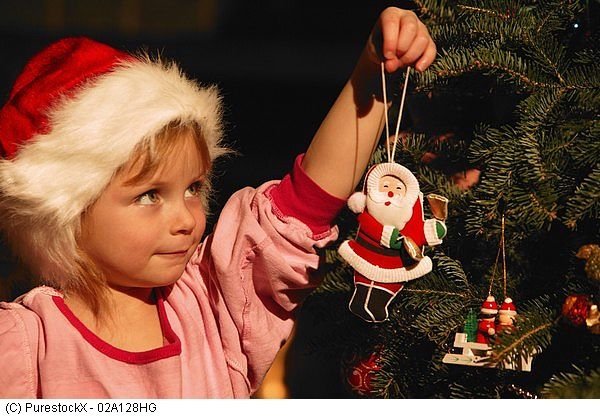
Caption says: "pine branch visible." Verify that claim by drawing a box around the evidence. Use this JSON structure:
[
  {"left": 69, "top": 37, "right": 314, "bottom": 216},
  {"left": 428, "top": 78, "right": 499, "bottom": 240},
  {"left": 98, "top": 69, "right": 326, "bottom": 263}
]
[
  {"left": 541, "top": 366, "right": 600, "bottom": 398},
  {"left": 417, "top": 45, "right": 556, "bottom": 92},
  {"left": 515, "top": 88, "right": 569, "bottom": 181},
  {"left": 564, "top": 162, "right": 600, "bottom": 228},
  {"left": 412, "top": 0, "right": 456, "bottom": 23},
  {"left": 491, "top": 296, "right": 556, "bottom": 368},
  {"left": 522, "top": 34, "right": 568, "bottom": 84},
  {"left": 457, "top": 4, "right": 513, "bottom": 20},
  {"left": 569, "top": 121, "right": 600, "bottom": 168}
]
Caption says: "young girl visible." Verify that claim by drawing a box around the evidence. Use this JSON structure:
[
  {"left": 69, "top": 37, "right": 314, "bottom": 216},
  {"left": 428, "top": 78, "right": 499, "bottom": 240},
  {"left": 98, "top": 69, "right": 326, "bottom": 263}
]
[{"left": 0, "top": 8, "right": 435, "bottom": 398}]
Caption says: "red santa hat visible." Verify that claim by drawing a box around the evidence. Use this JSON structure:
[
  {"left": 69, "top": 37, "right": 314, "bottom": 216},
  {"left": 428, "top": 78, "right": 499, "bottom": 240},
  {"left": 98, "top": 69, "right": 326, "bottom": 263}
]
[
  {"left": 347, "top": 162, "right": 420, "bottom": 214},
  {"left": 480, "top": 295, "right": 499, "bottom": 315},
  {"left": 0, "top": 37, "right": 223, "bottom": 225},
  {"left": 499, "top": 298, "right": 517, "bottom": 316}
]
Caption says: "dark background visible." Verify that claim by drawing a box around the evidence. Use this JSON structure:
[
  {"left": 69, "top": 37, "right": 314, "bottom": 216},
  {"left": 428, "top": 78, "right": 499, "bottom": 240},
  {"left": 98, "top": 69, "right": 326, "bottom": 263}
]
[{"left": 0, "top": 0, "right": 405, "bottom": 220}]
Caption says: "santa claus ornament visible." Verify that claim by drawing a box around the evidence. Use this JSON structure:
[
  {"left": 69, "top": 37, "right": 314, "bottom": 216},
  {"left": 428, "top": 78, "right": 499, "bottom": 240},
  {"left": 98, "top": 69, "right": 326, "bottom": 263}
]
[{"left": 338, "top": 66, "right": 449, "bottom": 323}]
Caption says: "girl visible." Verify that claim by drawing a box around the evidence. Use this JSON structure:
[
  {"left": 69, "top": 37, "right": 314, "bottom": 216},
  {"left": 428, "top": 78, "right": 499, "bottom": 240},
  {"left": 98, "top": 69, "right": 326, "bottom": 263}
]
[{"left": 0, "top": 8, "right": 435, "bottom": 398}]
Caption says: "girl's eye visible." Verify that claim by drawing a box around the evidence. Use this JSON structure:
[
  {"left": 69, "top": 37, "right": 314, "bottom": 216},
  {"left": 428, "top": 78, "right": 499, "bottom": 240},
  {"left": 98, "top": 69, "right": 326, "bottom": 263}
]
[
  {"left": 185, "top": 181, "right": 204, "bottom": 198},
  {"left": 136, "top": 190, "right": 160, "bottom": 205}
]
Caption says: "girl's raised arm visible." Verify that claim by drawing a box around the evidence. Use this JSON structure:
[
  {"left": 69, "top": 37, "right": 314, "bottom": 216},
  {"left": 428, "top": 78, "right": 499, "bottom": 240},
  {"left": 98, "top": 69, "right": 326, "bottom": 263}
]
[{"left": 301, "top": 7, "right": 436, "bottom": 199}]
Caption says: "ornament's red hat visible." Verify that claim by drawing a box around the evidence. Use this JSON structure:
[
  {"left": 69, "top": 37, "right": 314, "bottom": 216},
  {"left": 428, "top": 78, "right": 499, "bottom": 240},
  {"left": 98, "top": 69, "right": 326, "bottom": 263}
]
[
  {"left": 499, "top": 297, "right": 517, "bottom": 316},
  {"left": 481, "top": 295, "right": 499, "bottom": 315}
]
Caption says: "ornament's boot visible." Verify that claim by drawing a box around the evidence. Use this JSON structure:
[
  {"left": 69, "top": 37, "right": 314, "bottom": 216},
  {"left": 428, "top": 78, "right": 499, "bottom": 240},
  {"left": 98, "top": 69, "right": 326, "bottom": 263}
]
[
  {"left": 349, "top": 274, "right": 404, "bottom": 322},
  {"left": 349, "top": 281, "right": 373, "bottom": 322}
]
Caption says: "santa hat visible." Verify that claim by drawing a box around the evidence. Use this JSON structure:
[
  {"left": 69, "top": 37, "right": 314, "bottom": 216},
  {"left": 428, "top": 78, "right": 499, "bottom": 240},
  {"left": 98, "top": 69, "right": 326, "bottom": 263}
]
[
  {"left": 347, "top": 162, "right": 420, "bottom": 214},
  {"left": 499, "top": 298, "right": 517, "bottom": 316},
  {"left": 0, "top": 37, "right": 223, "bottom": 225},
  {"left": 480, "top": 295, "right": 499, "bottom": 315}
]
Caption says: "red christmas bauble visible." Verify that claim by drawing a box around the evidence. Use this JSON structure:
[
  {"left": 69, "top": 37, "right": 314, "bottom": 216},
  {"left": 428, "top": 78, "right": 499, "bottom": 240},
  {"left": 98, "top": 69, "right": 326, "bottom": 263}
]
[
  {"left": 342, "top": 351, "right": 382, "bottom": 397},
  {"left": 562, "top": 294, "right": 590, "bottom": 326}
]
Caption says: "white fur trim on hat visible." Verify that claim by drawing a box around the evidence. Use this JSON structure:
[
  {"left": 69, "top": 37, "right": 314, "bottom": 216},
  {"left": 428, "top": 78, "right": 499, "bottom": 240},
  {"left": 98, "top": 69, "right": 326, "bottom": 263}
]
[
  {"left": 0, "top": 57, "right": 223, "bottom": 227},
  {"left": 347, "top": 191, "right": 367, "bottom": 214},
  {"left": 481, "top": 295, "right": 499, "bottom": 314},
  {"left": 338, "top": 240, "right": 432, "bottom": 283}
]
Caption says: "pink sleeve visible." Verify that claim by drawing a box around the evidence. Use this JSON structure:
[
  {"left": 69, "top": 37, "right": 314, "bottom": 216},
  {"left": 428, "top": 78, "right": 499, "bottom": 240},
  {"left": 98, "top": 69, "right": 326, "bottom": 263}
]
[
  {"left": 0, "top": 306, "right": 40, "bottom": 398},
  {"left": 267, "top": 154, "right": 346, "bottom": 239},
  {"left": 196, "top": 156, "right": 343, "bottom": 394}
]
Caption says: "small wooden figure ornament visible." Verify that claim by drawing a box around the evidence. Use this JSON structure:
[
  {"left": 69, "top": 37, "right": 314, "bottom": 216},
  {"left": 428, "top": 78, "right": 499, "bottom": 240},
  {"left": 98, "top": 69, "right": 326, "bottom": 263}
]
[
  {"left": 443, "top": 215, "right": 534, "bottom": 372},
  {"left": 476, "top": 296, "right": 498, "bottom": 344},
  {"left": 497, "top": 297, "right": 518, "bottom": 334}
]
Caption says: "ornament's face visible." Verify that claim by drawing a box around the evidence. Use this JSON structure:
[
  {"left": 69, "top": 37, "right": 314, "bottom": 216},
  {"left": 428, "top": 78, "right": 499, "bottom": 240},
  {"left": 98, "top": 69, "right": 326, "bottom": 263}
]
[
  {"left": 378, "top": 175, "right": 407, "bottom": 201},
  {"left": 498, "top": 314, "right": 514, "bottom": 325},
  {"left": 366, "top": 174, "right": 412, "bottom": 229}
]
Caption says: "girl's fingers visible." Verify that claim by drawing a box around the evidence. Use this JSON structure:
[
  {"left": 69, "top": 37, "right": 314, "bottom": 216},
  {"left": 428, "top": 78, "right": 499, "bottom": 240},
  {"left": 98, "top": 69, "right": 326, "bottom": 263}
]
[
  {"left": 396, "top": 12, "right": 419, "bottom": 56},
  {"left": 384, "top": 57, "right": 401, "bottom": 73},
  {"left": 380, "top": 11, "right": 401, "bottom": 59},
  {"left": 398, "top": 31, "right": 429, "bottom": 67},
  {"left": 415, "top": 39, "right": 437, "bottom": 72},
  {"left": 377, "top": 7, "right": 436, "bottom": 72}
]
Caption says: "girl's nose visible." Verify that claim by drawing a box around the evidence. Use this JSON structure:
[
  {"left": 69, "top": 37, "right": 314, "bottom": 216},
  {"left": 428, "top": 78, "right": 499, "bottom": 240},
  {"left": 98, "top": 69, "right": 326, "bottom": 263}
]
[
  {"left": 172, "top": 203, "right": 196, "bottom": 235},
  {"left": 388, "top": 191, "right": 394, "bottom": 198}
]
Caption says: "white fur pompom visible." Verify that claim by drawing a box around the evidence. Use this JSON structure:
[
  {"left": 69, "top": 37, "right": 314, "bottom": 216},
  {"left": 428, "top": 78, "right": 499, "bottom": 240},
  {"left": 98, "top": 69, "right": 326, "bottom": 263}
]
[{"left": 347, "top": 192, "right": 367, "bottom": 214}]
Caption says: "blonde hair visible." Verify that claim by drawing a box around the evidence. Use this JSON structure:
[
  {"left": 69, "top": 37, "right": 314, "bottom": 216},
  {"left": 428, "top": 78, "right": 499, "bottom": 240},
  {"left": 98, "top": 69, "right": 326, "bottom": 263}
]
[{"left": 0, "top": 120, "right": 222, "bottom": 316}]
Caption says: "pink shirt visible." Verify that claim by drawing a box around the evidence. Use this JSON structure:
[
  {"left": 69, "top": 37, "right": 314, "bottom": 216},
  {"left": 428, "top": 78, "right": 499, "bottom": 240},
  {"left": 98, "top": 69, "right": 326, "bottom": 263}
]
[{"left": 0, "top": 155, "right": 345, "bottom": 398}]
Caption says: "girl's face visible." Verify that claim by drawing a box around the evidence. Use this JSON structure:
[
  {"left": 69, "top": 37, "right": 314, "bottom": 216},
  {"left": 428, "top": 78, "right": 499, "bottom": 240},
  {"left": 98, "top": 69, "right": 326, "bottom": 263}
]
[{"left": 80, "top": 133, "right": 207, "bottom": 289}]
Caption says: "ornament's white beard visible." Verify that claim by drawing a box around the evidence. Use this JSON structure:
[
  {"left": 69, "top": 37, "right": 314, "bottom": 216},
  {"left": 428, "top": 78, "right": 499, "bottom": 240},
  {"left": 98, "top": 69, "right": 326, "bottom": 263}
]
[
  {"left": 368, "top": 189, "right": 404, "bottom": 207},
  {"left": 366, "top": 190, "right": 413, "bottom": 229}
]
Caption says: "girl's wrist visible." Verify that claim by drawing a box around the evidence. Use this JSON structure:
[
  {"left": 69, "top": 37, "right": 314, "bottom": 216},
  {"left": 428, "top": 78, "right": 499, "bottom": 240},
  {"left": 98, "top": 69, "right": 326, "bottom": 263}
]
[{"left": 349, "top": 48, "right": 387, "bottom": 109}]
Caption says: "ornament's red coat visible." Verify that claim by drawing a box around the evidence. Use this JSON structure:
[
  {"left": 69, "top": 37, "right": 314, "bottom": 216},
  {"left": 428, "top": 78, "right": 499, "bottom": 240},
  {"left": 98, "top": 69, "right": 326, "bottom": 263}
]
[
  {"left": 476, "top": 319, "right": 496, "bottom": 344},
  {"left": 347, "top": 197, "right": 426, "bottom": 269}
]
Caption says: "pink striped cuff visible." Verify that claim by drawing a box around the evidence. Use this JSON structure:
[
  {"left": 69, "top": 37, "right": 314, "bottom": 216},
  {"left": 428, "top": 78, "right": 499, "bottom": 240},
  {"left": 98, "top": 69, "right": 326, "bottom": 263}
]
[{"left": 269, "top": 154, "right": 346, "bottom": 238}]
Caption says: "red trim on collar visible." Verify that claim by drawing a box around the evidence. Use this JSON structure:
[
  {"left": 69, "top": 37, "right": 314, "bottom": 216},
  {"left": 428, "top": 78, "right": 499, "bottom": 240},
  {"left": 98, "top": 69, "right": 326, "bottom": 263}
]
[{"left": 52, "top": 290, "right": 181, "bottom": 364}]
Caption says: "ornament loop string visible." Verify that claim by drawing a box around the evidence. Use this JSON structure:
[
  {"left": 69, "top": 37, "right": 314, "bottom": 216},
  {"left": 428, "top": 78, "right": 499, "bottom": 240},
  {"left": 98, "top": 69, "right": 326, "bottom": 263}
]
[
  {"left": 380, "top": 63, "right": 411, "bottom": 163},
  {"left": 381, "top": 63, "right": 391, "bottom": 162},
  {"left": 488, "top": 243, "right": 502, "bottom": 298},
  {"left": 501, "top": 215, "right": 508, "bottom": 299},
  {"left": 488, "top": 214, "right": 508, "bottom": 299}
]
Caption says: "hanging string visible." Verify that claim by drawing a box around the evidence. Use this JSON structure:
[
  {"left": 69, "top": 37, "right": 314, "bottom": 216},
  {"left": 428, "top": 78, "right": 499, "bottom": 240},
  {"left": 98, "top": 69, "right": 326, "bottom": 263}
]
[
  {"left": 487, "top": 214, "right": 508, "bottom": 299},
  {"left": 380, "top": 63, "right": 411, "bottom": 163},
  {"left": 501, "top": 215, "right": 508, "bottom": 300},
  {"left": 391, "top": 66, "right": 411, "bottom": 162},
  {"left": 381, "top": 63, "right": 391, "bottom": 162},
  {"left": 488, "top": 243, "right": 502, "bottom": 298}
]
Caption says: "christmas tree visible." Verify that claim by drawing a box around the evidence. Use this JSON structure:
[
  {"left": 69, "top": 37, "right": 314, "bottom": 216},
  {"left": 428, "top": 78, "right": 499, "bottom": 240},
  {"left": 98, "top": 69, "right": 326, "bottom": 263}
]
[{"left": 287, "top": 0, "right": 599, "bottom": 398}]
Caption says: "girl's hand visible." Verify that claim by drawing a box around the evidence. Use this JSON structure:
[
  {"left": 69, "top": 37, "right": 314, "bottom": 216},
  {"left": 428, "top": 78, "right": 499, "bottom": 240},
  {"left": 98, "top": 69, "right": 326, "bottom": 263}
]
[{"left": 366, "top": 7, "right": 436, "bottom": 73}]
